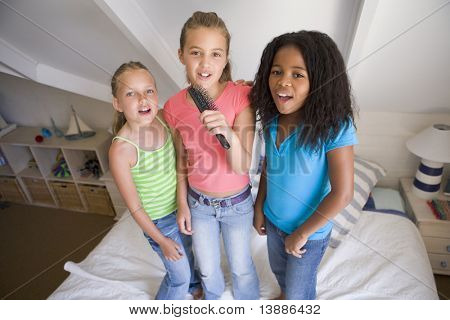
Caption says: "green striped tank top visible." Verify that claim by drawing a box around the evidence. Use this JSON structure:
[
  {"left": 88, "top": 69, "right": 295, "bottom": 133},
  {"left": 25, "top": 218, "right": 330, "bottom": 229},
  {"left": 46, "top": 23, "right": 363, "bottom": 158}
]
[{"left": 112, "top": 116, "right": 177, "bottom": 220}]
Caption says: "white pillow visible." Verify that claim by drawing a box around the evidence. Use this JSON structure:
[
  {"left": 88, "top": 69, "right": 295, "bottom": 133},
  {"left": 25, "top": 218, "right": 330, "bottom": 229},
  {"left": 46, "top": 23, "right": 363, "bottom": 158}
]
[
  {"left": 370, "top": 187, "right": 406, "bottom": 212},
  {"left": 329, "top": 157, "right": 386, "bottom": 248}
]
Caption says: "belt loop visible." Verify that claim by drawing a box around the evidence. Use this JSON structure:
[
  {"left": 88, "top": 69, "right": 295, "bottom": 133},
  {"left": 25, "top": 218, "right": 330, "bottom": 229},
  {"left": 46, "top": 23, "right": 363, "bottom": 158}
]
[{"left": 212, "top": 200, "right": 221, "bottom": 208}]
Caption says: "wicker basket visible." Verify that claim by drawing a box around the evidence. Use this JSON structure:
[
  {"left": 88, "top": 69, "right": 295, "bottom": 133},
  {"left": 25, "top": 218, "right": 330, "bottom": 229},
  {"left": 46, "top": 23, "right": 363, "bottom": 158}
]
[
  {"left": 79, "top": 184, "right": 115, "bottom": 216},
  {"left": 0, "top": 176, "right": 27, "bottom": 204},
  {"left": 21, "top": 177, "right": 55, "bottom": 205},
  {"left": 50, "top": 181, "right": 84, "bottom": 210}
]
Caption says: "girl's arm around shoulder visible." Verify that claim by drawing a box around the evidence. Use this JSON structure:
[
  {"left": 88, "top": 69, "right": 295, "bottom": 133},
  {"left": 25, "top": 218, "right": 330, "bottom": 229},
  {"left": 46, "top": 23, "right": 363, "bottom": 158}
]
[{"left": 285, "top": 146, "right": 354, "bottom": 256}]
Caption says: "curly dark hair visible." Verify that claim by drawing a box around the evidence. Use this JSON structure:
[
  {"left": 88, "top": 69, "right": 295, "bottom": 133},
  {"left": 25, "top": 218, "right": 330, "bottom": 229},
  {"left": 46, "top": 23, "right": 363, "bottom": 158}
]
[{"left": 250, "top": 31, "right": 356, "bottom": 152}]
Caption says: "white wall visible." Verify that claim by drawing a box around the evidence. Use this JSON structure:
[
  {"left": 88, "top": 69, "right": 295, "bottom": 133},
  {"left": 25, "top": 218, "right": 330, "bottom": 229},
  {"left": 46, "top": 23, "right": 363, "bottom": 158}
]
[
  {"left": 137, "top": 0, "right": 361, "bottom": 82},
  {"left": 349, "top": 0, "right": 450, "bottom": 113},
  {"left": 355, "top": 111, "right": 450, "bottom": 188},
  {"left": 0, "top": 72, "right": 113, "bottom": 131}
]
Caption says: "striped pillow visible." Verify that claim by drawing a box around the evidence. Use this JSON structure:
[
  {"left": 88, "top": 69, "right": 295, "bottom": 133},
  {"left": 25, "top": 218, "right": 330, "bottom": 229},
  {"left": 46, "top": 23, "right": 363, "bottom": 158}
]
[{"left": 329, "top": 157, "right": 386, "bottom": 248}]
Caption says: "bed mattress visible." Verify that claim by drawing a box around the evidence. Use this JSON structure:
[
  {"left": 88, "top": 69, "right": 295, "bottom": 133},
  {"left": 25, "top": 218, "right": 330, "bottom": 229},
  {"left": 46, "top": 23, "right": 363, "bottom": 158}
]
[{"left": 49, "top": 209, "right": 437, "bottom": 300}]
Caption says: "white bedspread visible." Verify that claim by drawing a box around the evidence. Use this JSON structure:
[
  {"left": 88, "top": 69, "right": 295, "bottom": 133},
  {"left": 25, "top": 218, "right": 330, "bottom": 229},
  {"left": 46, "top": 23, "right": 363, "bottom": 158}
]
[{"left": 49, "top": 211, "right": 438, "bottom": 300}]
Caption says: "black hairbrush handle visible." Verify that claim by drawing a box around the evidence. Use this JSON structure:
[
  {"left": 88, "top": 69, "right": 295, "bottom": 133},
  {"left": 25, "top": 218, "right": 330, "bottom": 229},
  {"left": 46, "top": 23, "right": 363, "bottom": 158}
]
[
  {"left": 216, "top": 133, "right": 230, "bottom": 149},
  {"left": 188, "top": 86, "right": 231, "bottom": 150}
]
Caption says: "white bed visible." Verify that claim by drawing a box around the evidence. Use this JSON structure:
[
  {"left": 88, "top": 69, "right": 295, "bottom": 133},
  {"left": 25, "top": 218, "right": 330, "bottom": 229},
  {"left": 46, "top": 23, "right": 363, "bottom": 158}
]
[
  {"left": 48, "top": 134, "right": 439, "bottom": 300},
  {"left": 49, "top": 198, "right": 438, "bottom": 300}
]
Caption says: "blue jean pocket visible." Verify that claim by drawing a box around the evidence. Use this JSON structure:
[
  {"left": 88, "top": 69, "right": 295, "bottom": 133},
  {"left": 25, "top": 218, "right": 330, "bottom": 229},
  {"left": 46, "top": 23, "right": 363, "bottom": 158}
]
[
  {"left": 187, "top": 194, "right": 200, "bottom": 209},
  {"left": 143, "top": 212, "right": 179, "bottom": 246},
  {"left": 231, "top": 196, "right": 253, "bottom": 215},
  {"left": 143, "top": 232, "right": 159, "bottom": 250},
  {"left": 303, "top": 232, "right": 331, "bottom": 255}
]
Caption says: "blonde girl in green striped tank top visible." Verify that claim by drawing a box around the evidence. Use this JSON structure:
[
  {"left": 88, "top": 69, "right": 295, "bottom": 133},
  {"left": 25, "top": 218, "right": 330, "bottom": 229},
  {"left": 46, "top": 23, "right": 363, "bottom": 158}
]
[{"left": 109, "top": 62, "right": 201, "bottom": 300}]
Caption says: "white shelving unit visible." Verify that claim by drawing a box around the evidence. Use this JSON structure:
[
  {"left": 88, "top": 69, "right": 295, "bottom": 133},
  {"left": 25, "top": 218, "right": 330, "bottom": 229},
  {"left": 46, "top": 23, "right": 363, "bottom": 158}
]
[
  {"left": 0, "top": 126, "right": 116, "bottom": 216},
  {"left": 100, "top": 170, "right": 128, "bottom": 220}
]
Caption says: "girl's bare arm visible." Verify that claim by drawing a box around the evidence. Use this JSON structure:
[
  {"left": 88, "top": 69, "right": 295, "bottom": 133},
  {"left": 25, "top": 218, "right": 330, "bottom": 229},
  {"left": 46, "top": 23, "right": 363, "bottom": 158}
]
[
  {"left": 109, "top": 141, "right": 182, "bottom": 260},
  {"left": 285, "top": 146, "right": 354, "bottom": 256}
]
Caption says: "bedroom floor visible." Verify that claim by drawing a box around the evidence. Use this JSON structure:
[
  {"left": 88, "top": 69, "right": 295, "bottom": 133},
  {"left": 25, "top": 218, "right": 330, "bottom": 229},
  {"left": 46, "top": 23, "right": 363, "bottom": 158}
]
[
  {"left": 0, "top": 202, "right": 449, "bottom": 300},
  {"left": 0, "top": 202, "right": 115, "bottom": 300},
  {"left": 435, "top": 274, "right": 450, "bottom": 300}
]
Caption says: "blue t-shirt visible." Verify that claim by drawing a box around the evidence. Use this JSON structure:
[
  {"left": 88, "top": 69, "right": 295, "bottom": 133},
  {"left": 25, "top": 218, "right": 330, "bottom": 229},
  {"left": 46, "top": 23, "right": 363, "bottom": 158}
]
[{"left": 263, "top": 117, "right": 358, "bottom": 240}]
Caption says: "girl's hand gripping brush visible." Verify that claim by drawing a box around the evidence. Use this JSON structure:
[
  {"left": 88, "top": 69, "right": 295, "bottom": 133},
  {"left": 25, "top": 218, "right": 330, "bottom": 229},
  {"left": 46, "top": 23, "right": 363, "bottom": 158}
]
[{"left": 187, "top": 85, "right": 231, "bottom": 149}]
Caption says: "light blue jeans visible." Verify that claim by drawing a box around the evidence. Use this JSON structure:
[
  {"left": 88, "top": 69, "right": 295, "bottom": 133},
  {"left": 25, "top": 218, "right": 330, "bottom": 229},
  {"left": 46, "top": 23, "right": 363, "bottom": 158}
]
[
  {"left": 188, "top": 186, "right": 260, "bottom": 300},
  {"left": 266, "top": 218, "right": 330, "bottom": 300},
  {"left": 143, "top": 211, "right": 201, "bottom": 300}
]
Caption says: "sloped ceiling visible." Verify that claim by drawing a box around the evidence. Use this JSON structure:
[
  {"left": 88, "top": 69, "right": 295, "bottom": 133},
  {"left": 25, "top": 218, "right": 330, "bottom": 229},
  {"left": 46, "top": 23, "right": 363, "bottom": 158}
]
[
  {"left": 0, "top": 0, "right": 361, "bottom": 104},
  {"left": 0, "top": 0, "right": 180, "bottom": 103},
  {"left": 349, "top": 0, "right": 450, "bottom": 113},
  {"left": 0, "top": 0, "right": 449, "bottom": 113},
  {"left": 132, "top": 0, "right": 360, "bottom": 85}
]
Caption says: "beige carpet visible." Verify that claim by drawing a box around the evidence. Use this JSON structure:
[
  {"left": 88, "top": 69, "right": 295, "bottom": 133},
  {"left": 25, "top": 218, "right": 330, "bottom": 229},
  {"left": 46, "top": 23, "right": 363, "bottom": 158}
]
[{"left": 0, "top": 202, "right": 115, "bottom": 299}]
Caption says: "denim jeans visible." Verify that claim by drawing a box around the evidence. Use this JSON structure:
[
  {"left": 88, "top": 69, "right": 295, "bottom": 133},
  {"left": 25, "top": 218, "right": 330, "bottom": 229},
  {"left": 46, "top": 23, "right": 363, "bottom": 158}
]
[
  {"left": 266, "top": 218, "right": 330, "bottom": 300},
  {"left": 143, "top": 211, "right": 201, "bottom": 300},
  {"left": 188, "top": 186, "right": 260, "bottom": 300}
]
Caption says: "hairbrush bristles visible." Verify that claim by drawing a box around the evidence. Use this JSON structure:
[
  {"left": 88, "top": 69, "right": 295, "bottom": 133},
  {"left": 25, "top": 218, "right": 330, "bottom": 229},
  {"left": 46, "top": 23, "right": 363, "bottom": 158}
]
[
  {"left": 188, "top": 85, "right": 218, "bottom": 111},
  {"left": 187, "top": 85, "right": 230, "bottom": 149}
]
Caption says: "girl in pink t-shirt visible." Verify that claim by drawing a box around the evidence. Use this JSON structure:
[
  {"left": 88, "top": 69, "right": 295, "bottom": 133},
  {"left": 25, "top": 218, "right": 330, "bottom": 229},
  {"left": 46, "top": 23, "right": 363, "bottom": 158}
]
[{"left": 163, "top": 11, "right": 259, "bottom": 300}]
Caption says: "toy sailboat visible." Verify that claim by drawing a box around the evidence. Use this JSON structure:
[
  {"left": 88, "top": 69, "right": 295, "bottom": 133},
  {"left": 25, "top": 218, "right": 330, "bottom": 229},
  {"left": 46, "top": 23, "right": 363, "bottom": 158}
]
[{"left": 65, "top": 106, "right": 96, "bottom": 140}]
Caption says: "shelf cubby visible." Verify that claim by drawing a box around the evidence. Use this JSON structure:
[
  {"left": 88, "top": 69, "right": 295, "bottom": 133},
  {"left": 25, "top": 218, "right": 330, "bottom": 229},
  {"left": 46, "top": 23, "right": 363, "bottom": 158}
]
[
  {"left": 0, "top": 127, "right": 115, "bottom": 216},
  {"left": 79, "top": 184, "right": 115, "bottom": 216},
  {"left": 0, "top": 176, "right": 27, "bottom": 204},
  {"left": 50, "top": 181, "right": 84, "bottom": 211},
  {"left": 63, "top": 149, "right": 102, "bottom": 182},
  {"left": 0, "top": 164, "right": 14, "bottom": 176},
  {"left": 21, "top": 177, "right": 56, "bottom": 206},
  {"left": 31, "top": 146, "right": 65, "bottom": 178},
  {"left": 0, "top": 144, "right": 34, "bottom": 175}
]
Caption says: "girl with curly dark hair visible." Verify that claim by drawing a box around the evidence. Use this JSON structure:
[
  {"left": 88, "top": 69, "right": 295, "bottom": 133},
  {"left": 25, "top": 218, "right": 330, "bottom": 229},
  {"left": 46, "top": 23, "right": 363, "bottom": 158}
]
[{"left": 250, "top": 31, "right": 358, "bottom": 300}]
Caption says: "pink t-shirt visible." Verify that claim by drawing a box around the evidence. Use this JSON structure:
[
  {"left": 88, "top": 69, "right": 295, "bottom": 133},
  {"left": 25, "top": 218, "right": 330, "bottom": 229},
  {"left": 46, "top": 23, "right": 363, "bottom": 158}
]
[{"left": 163, "top": 82, "right": 251, "bottom": 193}]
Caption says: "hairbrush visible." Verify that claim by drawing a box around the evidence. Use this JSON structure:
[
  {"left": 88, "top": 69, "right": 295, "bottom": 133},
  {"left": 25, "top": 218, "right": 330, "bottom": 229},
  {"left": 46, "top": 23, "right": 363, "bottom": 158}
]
[{"left": 187, "top": 85, "right": 230, "bottom": 149}]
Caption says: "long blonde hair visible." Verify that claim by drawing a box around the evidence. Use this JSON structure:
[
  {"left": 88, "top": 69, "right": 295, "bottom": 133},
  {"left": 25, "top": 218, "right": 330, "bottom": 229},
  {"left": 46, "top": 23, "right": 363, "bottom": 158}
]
[
  {"left": 180, "top": 11, "right": 232, "bottom": 83},
  {"left": 111, "top": 61, "right": 153, "bottom": 135}
]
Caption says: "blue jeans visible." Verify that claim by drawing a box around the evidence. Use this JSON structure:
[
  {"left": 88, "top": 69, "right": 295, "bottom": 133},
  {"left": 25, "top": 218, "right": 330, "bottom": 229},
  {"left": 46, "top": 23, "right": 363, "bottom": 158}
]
[
  {"left": 266, "top": 218, "right": 330, "bottom": 300},
  {"left": 188, "top": 186, "right": 260, "bottom": 300},
  {"left": 143, "top": 211, "right": 201, "bottom": 300}
]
